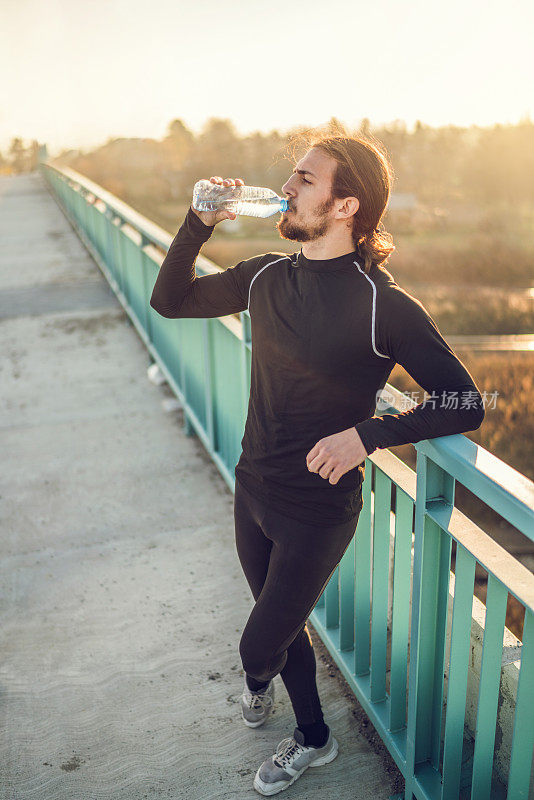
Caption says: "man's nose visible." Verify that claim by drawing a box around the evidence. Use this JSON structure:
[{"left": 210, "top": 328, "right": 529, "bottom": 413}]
[{"left": 282, "top": 175, "right": 296, "bottom": 196}]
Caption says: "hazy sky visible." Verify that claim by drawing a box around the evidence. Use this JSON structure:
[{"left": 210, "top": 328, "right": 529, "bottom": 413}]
[{"left": 2, "top": 0, "right": 533, "bottom": 155}]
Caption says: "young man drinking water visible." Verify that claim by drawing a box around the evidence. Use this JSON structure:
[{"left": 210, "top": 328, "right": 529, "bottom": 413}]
[{"left": 149, "top": 133, "right": 485, "bottom": 796}]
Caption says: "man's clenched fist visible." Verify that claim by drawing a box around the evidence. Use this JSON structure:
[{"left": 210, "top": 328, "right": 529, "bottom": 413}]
[{"left": 306, "top": 428, "right": 368, "bottom": 485}]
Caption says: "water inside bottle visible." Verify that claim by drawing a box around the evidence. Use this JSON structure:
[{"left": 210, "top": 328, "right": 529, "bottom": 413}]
[
  {"left": 228, "top": 199, "right": 284, "bottom": 218},
  {"left": 194, "top": 197, "right": 283, "bottom": 218}
]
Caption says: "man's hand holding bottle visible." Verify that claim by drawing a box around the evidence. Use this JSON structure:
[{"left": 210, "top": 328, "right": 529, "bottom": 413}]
[{"left": 191, "top": 176, "right": 244, "bottom": 227}]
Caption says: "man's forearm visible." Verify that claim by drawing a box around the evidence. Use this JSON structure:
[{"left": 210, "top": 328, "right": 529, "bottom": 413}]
[
  {"left": 150, "top": 207, "right": 214, "bottom": 318},
  {"left": 354, "top": 384, "right": 485, "bottom": 456}
]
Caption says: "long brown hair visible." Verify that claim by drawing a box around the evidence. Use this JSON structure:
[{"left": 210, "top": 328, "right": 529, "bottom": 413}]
[{"left": 290, "top": 126, "right": 395, "bottom": 273}]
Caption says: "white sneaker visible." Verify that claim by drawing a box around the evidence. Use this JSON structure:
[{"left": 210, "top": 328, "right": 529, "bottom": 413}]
[
  {"left": 241, "top": 678, "right": 275, "bottom": 728},
  {"left": 253, "top": 726, "right": 338, "bottom": 795}
]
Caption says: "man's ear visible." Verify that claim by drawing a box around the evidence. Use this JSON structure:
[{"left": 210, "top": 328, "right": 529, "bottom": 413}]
[{"left": 335, "top": 196, "right": 359, "bottom": 219}]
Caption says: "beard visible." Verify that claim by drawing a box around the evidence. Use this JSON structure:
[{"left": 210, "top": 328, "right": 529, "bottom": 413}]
[{"left": 276, "top": 196, "right": 335, "bottom": 242}]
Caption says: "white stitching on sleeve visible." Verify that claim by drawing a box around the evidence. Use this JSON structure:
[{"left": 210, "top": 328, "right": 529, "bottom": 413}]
[
  {"left": 247, "top": 256, "right": 291, "bottom": 310},
  {"left": 353, "top": 261, "right": 390, "bottom": 359}
]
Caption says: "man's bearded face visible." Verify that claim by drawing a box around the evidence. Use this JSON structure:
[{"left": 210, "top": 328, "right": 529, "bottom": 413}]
[{"left": 276, "top": 195, "right": 335, "bottom": 242}]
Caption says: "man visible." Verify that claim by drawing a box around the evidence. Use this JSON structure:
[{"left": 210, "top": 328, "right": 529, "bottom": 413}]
[{"left": 149, "top": 134, "right": 485, "bottom": 796}]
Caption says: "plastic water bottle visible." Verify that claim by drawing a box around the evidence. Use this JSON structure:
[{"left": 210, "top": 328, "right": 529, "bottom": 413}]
[{"left": 192, "top": 180, "right": 288, "bottom": 218}]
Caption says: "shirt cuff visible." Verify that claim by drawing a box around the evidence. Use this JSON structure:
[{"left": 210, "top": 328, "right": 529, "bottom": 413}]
[
  {"left": 354, "top": 422, "right": 378, "bottom": 456},
  {"left": 186, "top": 205, "right": 215, "bottom": 236}
]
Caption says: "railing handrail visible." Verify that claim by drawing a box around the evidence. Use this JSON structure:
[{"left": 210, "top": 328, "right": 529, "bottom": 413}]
[
  {"left": 378, "top": 385, "right": 534, "bottom": 539},
  {"left": 45, "top": 162, "right": 223, "bottom": 277}
]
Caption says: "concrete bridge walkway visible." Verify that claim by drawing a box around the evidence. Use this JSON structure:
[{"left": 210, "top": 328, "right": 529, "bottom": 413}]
[{"left": 0, "top": 173, "right": 400, "bottom": 799}]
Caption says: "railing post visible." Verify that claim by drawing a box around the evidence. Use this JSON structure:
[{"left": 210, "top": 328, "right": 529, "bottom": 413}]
[
  {"left": 388, "top": 487, "right": 413, "bottom": 733},
  {"left": 405, "top": 454, "right": 454, "bottom": 797},
  {"left": 203, "top": 318, "right": 216, "bottom": 451},
  {"left": 80, "top": 188, "right": 91, "bottom": 243},
  {"left": 104, "top": 207, "right": 116, "bottom": 274},
  {"left": 86, "top": 192, "right": 98, "bottom": 249},
  {"left": 354, "top": 466, "right": 372, "bottom": 676},
  {"left": 370, "top": 468, "right": 391, "bottom": 703},
  {"left": 338, "top": 532, "right": 355, "bottom": 651},
  {"left": 138, "top": 234, "right": 152, "bottom": 343},
  {"left": 325, "top": 565, "right": 340, "bottom": 629},
  {"left": 117, "top": 225, "right": 130, "bottom": 306},
  {"left": 178, "top": 321, "right": 195, "bottom": 437},
  {"left": 507, "top": 608, "right": 534, "bottom": 799}
]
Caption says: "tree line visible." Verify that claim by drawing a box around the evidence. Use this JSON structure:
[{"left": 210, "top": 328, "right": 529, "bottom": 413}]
[
  {"left": 6, "top": 117, "right": 534, "bottom": 211},
  {"left": 52, "top": 116, "right": 534, "bottom": 211},
  {"left": 0, "top": 138, "right": 41, "bottom": 174}
]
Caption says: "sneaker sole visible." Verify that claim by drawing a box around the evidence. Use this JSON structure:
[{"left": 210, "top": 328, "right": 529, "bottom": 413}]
[
  {"left": 253, "top": 737, "right": 338, "bottom": 796},
  {"left": 242, "top": 712, "right": 269, "bottom": 728}
]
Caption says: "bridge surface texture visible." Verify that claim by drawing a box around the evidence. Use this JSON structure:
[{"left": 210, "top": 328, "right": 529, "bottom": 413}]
[{"left": 0, "top": 173, "right": 400, "bottom": 799}]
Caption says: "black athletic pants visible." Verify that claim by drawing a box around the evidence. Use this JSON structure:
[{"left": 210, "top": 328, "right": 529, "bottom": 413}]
[{"left": 234, "top": 477, "right": 362, "bottom": 728}]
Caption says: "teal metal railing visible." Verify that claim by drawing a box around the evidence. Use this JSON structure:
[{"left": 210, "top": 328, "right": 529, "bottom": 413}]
[{"left": 41, "top": 161, "right": 534, "bottom": 800}]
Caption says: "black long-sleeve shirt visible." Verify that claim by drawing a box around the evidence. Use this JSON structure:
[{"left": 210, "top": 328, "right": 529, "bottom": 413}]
[{"left": 150, "top": 208, "right": 485, "bottom": 525}]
